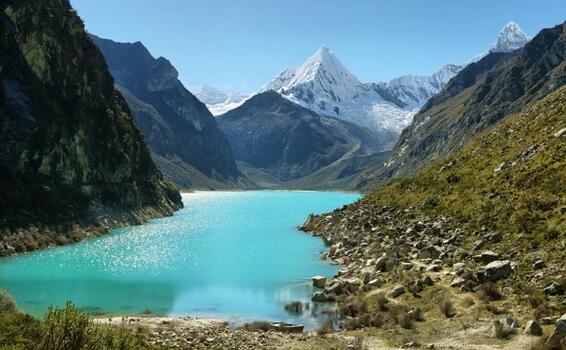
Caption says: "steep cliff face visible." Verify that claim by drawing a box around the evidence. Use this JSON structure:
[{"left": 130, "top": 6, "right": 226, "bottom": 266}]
[
  {"left": 93, "top": 36, "right": 252, "bottom": 189},
  {"left": 356, "top": 22, "right": 566, "bottom": 190},
  {"left": 0, "top": 0, "right": 182, "bottom": 254}
]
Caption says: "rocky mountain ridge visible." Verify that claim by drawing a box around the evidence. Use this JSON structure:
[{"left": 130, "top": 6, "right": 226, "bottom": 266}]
[
  {"left": 93, "top": 36, "right": 252, "bottom": 190},
  {"left": 0, "top": 0, "right": 182, "bottom": 256}
]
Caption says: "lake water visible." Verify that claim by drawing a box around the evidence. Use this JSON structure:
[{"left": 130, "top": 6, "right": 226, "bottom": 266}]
[{"left": 0, "top": 191, "right": 359, "bottom": 329}]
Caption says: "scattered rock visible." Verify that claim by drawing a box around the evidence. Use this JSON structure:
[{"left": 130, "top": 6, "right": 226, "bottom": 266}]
[
  {"left": 391, "top": 285, "right": 406, "bottom": 298},
  {"left": 483, "top": 260, "right": 512, "bottom": 281},
  {"left": 543, "top": 281, "right": 565, "bottom": 295},
  {"left": 312, "top": 276, "right": 327, "bottom": 288},
  {"left": 402, "top": 341, "right": 420, "bottom": 348},
  {"left": 474, "top": 250, "right": 500, "bottom": 264},
  {"left": 554, "top": 128, "right": 566, "bottom": 138},
  {"left": 532, "top": 259, "right": 545, "bottom": 270},
  {"left": 545, "top": 314, "right": 566, "bottom": 348},
  {"left": 524, "top": 320, "right": 543, "bottom": 336},
  {"left": 311, "top": 291, "right": 336, "bottom": 302},
  {"left": 450, "top": 277, "right": 466, "bottom": 288},
  {"left": 401, "top": 262, "right": 414, "bottom": 270},
  {"left": 419, "top": 246, "right": 441, "bottom": 259}
]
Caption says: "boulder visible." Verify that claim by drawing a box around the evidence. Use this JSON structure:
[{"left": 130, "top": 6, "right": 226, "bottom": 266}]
[
  {"left": 543, "top": 281, "right": 565, "bottom": 296},
  {"left": 391, "top": 285, "right": 406, "bottom": 298},
  {"left": 523, "top": 320, "right": 543, "bottom": 336},
  {"left": 418, "top": 246, "right": 441, "bottom": 259},
  {"left": 450, "top": 277, "right": 466, "bottom": 288},
  {"left": 401, "top": 262, "right": 414, "bottom": 270},
  {"left": 312, "top": 276, "right": 327, "bottom": 289},
  {"left": 545, "top": 314, "right": 566, "bottom": 348},
  {"left": 474, "top": 250, "right": 500, "bottom": 264},
  {"left": 532, "top": 260, "right": 545, "bottom": 270},
  {"left": 483, "top": 260, "right": 512, "bottom": 281},
  {"left": 311, "top": 291, "right": 336, "bottom": 302}
]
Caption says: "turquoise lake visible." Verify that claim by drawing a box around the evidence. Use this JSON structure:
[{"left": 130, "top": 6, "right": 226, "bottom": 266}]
[{"left": 0, "top": 191, "right": 359, "bottom": 328}]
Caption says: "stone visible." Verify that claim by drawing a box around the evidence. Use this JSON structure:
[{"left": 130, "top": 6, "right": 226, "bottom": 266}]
[
  {"left": 450, "top": 277, "right": 466, "bottom": 288},
  {"left": 540, "top": 317, "right": 555, "bottom": 325},
  {"left": 557, "top": 314, "right": 566, "bottom": 333},
  {"left": 523, "top": 320, "right": 543, "bottom": 336},
  {"left": 554, "top": 128, "right": 566, "bottom": 138},
  {"left": 312, "top": 276, "right": 327, "bottom": 288},
  {"left": 502, "top": 317, "right": 519, "bottom": 329},
  {"left": 532, "top": 260, "right": 545, "bottom": 270},
  {"left": 401, "top": 341, "right": 420, "bottom": 348},
  {"left": 401, "top": 262, "right": 414, "bottom": 270},
  {"left": 311, "top": 291, "right": 336, "bottom": 302},
  {"left": 545, "top": 314, "right": 566, "bottom": 348},
  {"left": 419, "top": 246, "right": 441, "bottom": 259},
  {"left": 483, "top": 260, "right": 512, "bottom": 281},
  {"left": 391, "top": 285, "right": 406, "bottom": 298},
  {"left": 543, "top": 281, "right": 565, "bottom": 296},
  {"left": 452, "top": 262, "right": 465, "bottom": 271},
  {"left": 426, "top": 264, "right": 442, "bottom": 272},
  {"left": 475, "top": 250, "right": 500, "bottom": 264}
]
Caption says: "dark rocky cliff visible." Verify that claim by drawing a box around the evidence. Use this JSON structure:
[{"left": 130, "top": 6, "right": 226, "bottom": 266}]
[
  {"left": 0, "top": 0, "right": 183, "bottom": 255},
  {"left": 93, "top": 36, "right": 252, "bottom": 189}
]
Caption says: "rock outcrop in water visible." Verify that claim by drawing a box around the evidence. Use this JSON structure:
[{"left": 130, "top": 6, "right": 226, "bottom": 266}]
[{"left": 0, "top": 0, "right": 183, "bottom": 256}]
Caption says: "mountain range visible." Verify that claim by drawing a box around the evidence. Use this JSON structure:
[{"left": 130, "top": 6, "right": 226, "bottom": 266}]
[
  {"left": 203, "top": 22, "right": 532, "bottom": 139},
  {"left": 217, "top": 91, "right": 395, "bottom": 187},
  {"left": 356, "top": 20, "right": 565, "bottom": 190}
]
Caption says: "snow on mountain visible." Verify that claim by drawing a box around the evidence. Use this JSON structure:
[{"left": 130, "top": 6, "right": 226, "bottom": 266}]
[
  {"left": 196, "top": 85, "right": 248, "bottom": 115},
  {"left": 490, "top": 21, "right": 531, "bottom": 53},
  {"left": 473, "top": 21, "right": 531, "bottom": 61},
  {"left": 371, "top": 64, "right": 464, "bottom": 110},
  {"left": 261, "top": 47, "right": 460, "bottom": 134}
]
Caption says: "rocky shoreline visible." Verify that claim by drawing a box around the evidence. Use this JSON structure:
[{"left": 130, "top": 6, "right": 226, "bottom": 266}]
[
  {"left": 0, "top": 204, "right": 179, "bottom": 257},
  {"left": 299, "top": 203, "right": 566, "bottom": 349}
]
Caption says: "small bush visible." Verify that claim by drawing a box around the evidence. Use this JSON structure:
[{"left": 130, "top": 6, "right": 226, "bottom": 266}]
[
  {"left": 241, "top": 321, "right": 271, "bottom": 332},
  {"left": 375, "top": 292, "right": 389, "bottom": 311},
  {"left": 316, "top": 319, "right": 335, "bottom": 336},
  {"left": 398, "top": 313, "right": 414, "bottom": 329},
  {"left": 284, "top": 301, "right": 303, "bottom": 314},
  {"left": 439, "top": 297, "right": 455, "bottom": 318},
  {"left": 0, "top": 290, "right": 17, "bottom": 314},
  {"left": 41, "top": 301, "right": 91, "bottom": 350},
  {"left": 480, "top": 282, "right": 502, "bottom": 301},
  {"left": 0, "top": 312, "right": 42, "bottom": 349}
]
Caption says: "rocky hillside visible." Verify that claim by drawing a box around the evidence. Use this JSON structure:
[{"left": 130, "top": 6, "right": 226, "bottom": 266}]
[
  {"left": 93, "top": 36, "right": 252, "bottom": 190},
  {"left": 356, "top": 21, "right": 566, "bottom": 190},
  {"left": 303, "top": 86, "right": 565, "bottom": 348},
  {"left": 217, "top": 91, "right": 396, "bottom": 185},
  {"left": 0, "top": 0, "right": 182, "bottom": 256}
]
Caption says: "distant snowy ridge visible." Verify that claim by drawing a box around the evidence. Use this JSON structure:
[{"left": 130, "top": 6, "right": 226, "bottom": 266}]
[
  {"left": 200, "top": 21, "right": 530, "bottom": 134},
  {"left": 260, "top": 47, "right": 460, "bottom": 134},
  {"left": 196, "top": 85, "right": 249, "bottom": 116},
  {"left": 474, "top": 21, "right": 531, "bottom": 61}
]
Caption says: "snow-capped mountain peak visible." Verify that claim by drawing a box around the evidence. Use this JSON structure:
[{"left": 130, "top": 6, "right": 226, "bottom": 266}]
[
  {"left": 195, "top": 85, "right": 248, "bottom": 116},
  {"left": 287, "top": 46, "right": 361, "bottom": 88},
  {"left": 490, "top": 21, "right": 531, "bottom": 53}
]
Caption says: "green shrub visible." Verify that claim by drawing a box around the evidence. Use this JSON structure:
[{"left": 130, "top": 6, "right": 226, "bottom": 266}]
[
  {"left": 0, "top": 312, "right": 42, "bottom": 350},
  {"left": 0, "top": 290, "right": 17, "bottom": 314}
]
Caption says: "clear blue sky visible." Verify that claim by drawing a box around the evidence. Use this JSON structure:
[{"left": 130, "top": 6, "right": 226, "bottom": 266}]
[{"left": 71, "top": 0, "right": 566, "bottom": 93}]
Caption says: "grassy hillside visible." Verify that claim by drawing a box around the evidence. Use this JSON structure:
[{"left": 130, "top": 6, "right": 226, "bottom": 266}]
[{"left": 303, "top": 86, "right": 565, "bottom": 348}]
